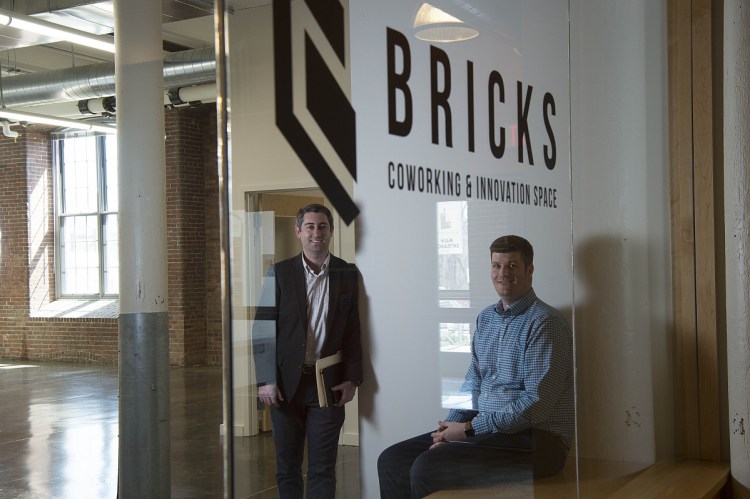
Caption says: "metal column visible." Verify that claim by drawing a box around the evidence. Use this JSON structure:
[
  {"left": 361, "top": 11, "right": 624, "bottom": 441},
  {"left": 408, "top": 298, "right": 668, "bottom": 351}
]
[
  {"left": 115, "top": 0, "right": 170, "bottom": 497},
  {"left": 214, "top": 0, "right": 235, "bottom": 496}
]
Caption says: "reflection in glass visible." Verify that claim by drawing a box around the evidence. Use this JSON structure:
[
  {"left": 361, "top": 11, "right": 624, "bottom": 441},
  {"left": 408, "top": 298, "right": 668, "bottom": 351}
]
[
  {"left": 437, "top": 202, "right": 475, "bottom": 413},
  {"left": 439, "top": 322, "right": 471, "bottom": 353},
  {"left": 413, "top": 2, "right": 480, "bottom": 43},
  {"left": 437, "top": 201, "right": 469, "bottom": 308}
]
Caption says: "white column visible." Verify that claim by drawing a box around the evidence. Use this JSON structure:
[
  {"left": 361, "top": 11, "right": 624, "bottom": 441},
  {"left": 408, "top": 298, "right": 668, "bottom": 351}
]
[
  {"left": 115, "top": 0, "right": 170, "bottom": 497},
  {"left": 725, "top": 0, "right": 750, "bottom": 495}
]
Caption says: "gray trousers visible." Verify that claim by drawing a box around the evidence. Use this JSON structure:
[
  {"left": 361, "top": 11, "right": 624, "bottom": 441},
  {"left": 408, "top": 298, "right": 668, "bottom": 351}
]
[{"left": 377, "top": 428, "right": 568, "bottom": 499}]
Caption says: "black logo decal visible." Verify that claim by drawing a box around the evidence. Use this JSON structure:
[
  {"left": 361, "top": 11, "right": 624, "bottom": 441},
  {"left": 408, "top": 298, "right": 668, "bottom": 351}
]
[{"left": 273, "top": 0, "right": 359, "bottom": 225}]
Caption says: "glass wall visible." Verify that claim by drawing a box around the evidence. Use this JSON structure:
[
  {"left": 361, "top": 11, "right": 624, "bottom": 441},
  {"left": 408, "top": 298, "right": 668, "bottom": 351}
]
[
  {"left": 0, "top": 0, "right": 680, "bottom": 496},
  {"left": 223, "top": 1, "right": 672, "bottom": 498},
  {"left": 227, "top": 1, "right": 569, "bottom": 497}
]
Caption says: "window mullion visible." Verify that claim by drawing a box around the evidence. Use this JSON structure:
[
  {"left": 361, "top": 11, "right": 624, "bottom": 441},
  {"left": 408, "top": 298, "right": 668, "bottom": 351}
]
[
  {"left": 54, "top": 140, "right": 63, "bottom": 299},
  {"left": 98, "top": 136, "right": 106, "bottom": 298}
]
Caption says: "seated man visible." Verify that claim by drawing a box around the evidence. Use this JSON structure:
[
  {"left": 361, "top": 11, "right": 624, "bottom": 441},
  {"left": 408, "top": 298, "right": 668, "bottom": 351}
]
[{"left": 378, "top": 235, "right": 574, "bottom": 498}]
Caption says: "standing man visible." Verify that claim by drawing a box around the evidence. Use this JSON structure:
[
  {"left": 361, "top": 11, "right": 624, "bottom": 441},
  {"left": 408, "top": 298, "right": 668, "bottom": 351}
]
[
  {"left": 378, "top": 235, "right": 574, "bottom": 498},
  {"left": 253, "top": 203, "right": 363, "bottom": 499}
]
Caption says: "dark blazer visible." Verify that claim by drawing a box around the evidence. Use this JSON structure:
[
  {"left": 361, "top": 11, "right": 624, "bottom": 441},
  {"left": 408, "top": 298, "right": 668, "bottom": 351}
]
[{"left": 253, "top": 253, "right": 363, "bottom": 401}]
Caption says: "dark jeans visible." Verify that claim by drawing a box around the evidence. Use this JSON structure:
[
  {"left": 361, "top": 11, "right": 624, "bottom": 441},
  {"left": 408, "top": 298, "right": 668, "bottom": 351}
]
[
  {"left": 270, "top": 371, "right": 345, "bottom": 499},
  {"left": 377, "top": 429, "right": 569, "bottom": 499}
]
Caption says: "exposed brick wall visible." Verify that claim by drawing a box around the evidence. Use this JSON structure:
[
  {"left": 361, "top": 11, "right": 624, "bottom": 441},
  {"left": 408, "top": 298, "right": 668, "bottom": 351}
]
[
  {"left": 1, "top": 132, "right": 34, "bottom": 358},
  {"left": 166, "top": 106, "right": 208, "bottom": 366},
  {"left": 0, "top": 129, "right": 120, "bottom": 362},
  {"left": 0, "top": 105, "right": 221, "bottom": 366}
]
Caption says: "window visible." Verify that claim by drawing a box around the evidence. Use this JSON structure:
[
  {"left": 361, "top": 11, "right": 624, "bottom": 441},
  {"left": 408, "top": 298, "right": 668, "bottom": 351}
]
[
  {"left": 437, "top": 201, "right": 471, "bottom": 351},
  {"left": 437, "top": 201, "right": 470, "bottom": 308},
  {"left": 55, "top": 135, "right": 119, "bottom": 297}
]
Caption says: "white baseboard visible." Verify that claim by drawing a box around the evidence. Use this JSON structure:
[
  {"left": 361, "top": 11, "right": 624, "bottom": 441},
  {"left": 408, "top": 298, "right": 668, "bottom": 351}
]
[
  {"left": 340, "top": 431, "right": 359, "bottom": 447},
  {"left": 219, "top": 423, "right": 249, "bottom": 436}
]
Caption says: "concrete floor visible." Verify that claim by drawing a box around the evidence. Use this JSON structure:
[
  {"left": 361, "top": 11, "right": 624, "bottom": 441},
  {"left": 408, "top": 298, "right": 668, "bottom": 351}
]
[{"left": 0, "top": 360, "right": 360, "bottom": 498}]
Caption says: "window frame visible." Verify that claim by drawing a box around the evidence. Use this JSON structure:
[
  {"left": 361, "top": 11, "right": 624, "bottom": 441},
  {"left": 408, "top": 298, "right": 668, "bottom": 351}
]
[{"left": 53, "top": 133, "right": 119, "bottom": 299}]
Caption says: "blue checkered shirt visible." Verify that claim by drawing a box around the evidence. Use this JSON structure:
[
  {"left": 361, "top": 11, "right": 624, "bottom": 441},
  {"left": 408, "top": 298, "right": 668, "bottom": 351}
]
[{"left": 444, "top": 288, "right": 575, "bottom": 447}]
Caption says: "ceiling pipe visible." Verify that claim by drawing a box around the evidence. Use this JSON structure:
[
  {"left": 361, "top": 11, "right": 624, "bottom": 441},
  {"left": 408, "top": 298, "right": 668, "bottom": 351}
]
[
  {"left": 13, "top": 83, "right": 217, "bottom": 118},
  {"left": 0, "top": 47, "right": 215, "bottom": 108},
  {"left": 2, "top": 122, "right": 19, "bottom": 138},
  {"left": 12, "top": 97, "right": 114, "bottom": 118},
  {"left": 165, "top": 83, "right": 216, "bottom": 106}
]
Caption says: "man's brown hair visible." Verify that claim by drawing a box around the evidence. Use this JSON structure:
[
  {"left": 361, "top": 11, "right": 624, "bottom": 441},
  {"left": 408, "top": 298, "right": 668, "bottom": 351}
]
[
  {"left": 296, "top": 203, "right": 334, "bottom": 230},
  {"left": 489, "top": 235, "right": 534, "bottom": 266}
]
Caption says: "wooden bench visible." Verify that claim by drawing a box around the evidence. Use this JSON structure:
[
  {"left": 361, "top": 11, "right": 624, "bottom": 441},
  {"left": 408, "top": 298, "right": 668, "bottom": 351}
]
[
  {"left": 607, "top": 460, "right": 729, "bottom": 499},
  {"left": 426, "top": 458, "right": 730, "bottom": 498}
]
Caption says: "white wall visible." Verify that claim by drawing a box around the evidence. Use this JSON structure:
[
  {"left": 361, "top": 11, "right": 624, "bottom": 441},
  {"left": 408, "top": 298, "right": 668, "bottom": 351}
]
[
  {"left": 351, "top": 2, "right": 573, "bottom": 497},
  {"left": 228, "top": 5, "right": 355, "bottom": 207},
  {"left": 570, "top": 0, "right": 672, "bottom": 464},
  {"left": 229, "top": 6, "right": 316, "bottom": 208}
]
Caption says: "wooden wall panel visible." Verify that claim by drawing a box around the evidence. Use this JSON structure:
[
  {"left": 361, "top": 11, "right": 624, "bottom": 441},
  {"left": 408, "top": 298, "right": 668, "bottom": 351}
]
[
  {"left": 691, "top": 0, "right": 722, "bottom": 461},
  {"left": 668, "top": 0, "right": 722, "bottom": 461},
  {"left": 669, "top": 0, "right": 701, "bottom": 460}
]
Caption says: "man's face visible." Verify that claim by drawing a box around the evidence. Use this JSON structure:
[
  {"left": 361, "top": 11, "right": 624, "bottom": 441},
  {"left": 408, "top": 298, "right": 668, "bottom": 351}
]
[
  {"left": 296, "top": 212, "right": 332, "bottom": 259},
  {"left": 491, "top": 251, "right": 533, "bottom": 307}
]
